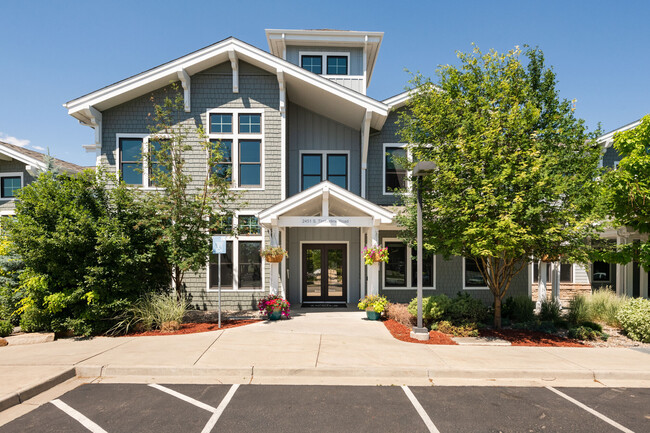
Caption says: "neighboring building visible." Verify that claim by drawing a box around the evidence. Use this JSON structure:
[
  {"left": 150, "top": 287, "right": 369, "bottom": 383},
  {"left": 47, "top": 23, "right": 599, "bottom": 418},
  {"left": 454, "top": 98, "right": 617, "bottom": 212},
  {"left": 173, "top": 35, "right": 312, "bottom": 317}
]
[
  {"left": 0, "top": 140, "right": 84, "bottom": 217},
  {"left": 63, "top": 28, "right": 530, "bottom": 310},
  {"left": 531, "top": 119, "right": 649, "bottom": 306}
]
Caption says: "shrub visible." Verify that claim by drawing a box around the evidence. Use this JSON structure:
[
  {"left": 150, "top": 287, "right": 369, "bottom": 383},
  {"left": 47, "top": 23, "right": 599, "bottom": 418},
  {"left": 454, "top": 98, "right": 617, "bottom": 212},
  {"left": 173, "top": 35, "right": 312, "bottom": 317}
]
[
  {"left": 407, "top": 294, "right": 451, "bottom": 324},
  {"left": 8, "top": 171, "right": 170, "bottom": 336},
  {"left": 616, "top": 298, "right": 650, "bottom": 343},
  {"left": 437, "top": 320, "right": 479, "bottom": 337},
  {"left": 0, "top": 319, "right": 12, "bottom": 337},
  {"left": 446, "top": 292, "right": 488, "bottom": 324},
  {"left": 568, "top": 294, "right": 590, "bottom": 325},
  {"left": 386, "top": 303, "right": 414, "bottom": 327},
  {"left": 0, "top": 239, "right": 24, "bottom": 325},
  {"left": 502, "top": 296, "right": 535, "bottom": 323},
  {"left": 580, "top": 321, "right": 603, "bottom": 332},
  {"left": 589, "top": 289, "right": 627, "bottom": 327},
  {"left": 511, "top": 320, "right": 557, "bottom": 334},
  {"left": 109, "top": 293, "right": 188, "bottom": 335},
  {"left": 568, "top": 326, "right": 608, "bottom": 341},
  {"left": 538, "top": 299, "right": 562, "bottom": 323}
]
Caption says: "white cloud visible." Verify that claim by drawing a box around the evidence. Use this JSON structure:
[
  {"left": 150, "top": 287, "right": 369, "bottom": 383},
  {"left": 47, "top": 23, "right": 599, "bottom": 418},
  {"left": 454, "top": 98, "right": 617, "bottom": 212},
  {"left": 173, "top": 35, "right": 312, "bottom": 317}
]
[
  {"left": 0, "top": 132, "right": 30, "bottom": 147},
  {"left": 32, "top": 145, "right": 46, "bottom": 151}
]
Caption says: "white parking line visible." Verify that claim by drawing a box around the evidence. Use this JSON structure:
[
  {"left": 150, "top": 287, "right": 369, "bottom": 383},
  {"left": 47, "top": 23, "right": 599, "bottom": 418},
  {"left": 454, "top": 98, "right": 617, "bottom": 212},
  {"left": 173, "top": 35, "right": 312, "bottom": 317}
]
[
  {"left": 401, "top": 386, "right": 441, "bottom": 433},
  {"left": 50, "top": 399, "right": 108, "bottom": 433},
  {"left": 545, "top": 386, "right": 635, "bottom": 433},
  {"left": 148, "top": 383, "right": 239, "bottom": 433}
]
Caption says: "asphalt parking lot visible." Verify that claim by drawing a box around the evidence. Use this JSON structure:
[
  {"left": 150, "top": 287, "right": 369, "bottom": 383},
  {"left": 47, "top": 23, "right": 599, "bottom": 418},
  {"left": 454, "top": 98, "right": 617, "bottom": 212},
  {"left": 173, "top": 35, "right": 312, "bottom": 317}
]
[{"left": 1, "top": 384, "right": 648, "bottom": 432}]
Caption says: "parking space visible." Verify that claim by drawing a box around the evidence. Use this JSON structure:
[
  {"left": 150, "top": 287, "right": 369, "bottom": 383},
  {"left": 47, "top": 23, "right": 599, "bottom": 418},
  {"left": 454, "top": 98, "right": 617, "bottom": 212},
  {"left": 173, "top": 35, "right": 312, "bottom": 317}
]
[{"left": 0, "top": 384, "right": 646, "bottom": 432}]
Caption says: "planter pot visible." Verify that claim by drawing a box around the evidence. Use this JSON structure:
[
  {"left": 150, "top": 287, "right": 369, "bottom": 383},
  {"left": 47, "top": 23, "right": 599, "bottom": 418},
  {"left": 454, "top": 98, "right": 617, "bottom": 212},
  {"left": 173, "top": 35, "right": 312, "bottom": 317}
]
[
  {"left": 372, "top": 252, "right": 383, "bottom": 263},
  {"left": 366, "top": 310, "right": 381, "bottom": 321},
  {"left": 268, "top": 310, "right": 282, "bottom": 321},
  {"left": 265, "top": 254, "right": 284, "bottom": 263}
]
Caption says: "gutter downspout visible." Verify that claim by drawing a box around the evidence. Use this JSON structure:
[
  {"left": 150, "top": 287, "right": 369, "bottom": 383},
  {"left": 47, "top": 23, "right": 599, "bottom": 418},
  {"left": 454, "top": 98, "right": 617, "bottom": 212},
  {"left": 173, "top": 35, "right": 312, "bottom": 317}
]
[{"left": 360, "top": 111, "right": 372, "bottom": 199}]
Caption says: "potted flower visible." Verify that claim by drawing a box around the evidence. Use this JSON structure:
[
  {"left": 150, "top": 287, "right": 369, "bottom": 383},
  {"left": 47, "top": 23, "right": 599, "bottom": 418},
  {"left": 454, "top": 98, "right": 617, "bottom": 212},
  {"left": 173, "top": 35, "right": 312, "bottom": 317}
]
[
  {"left": 257, "top": 294, "right": 291, "bottom": 320},
  {"left": 260, "top": 246, "right": 288, "bottom": 263},
  {"left": 357, "top": 295, "right": 389, "bottom": 320},
  {"left": 362, "top": 245, "right": 389, "bottom": 265}
]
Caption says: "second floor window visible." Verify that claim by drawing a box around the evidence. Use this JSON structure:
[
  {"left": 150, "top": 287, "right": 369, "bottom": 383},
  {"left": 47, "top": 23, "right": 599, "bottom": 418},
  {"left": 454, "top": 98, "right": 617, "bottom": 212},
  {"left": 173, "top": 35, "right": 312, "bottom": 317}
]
[
  {"left": 208, "top": 110, "right": 263, "bottom": 189},
  {"left": 384, "top": 145, "right": 407, "bottom": 193},
  {"left": 327, "top": 56, "right": 348, "bottom": 75},
  {"left": 301, "top": 153, "right": 348, "bottom": 190},
  {"left": 119, "top": 137, "right": 144, "bottom": 185},
  {"left": 0, "top": 175, "right": 21, "bottom": 199}
]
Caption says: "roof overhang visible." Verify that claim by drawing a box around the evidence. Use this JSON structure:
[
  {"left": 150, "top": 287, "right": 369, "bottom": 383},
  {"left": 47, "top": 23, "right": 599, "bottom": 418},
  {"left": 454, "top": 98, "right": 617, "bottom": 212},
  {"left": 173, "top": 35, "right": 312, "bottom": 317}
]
[
  {"left": 258, "top": 181, "right": 394, "bottom": 226},
  {"left": 597, "top": 118, "right": 642, "bottom": 148},
  {"left": 64, "top": 37, "right": 388, "bottom": 130},
  {"left": 265, "top": 29, "right": 383, "bottom": 86},
  {"left": 0, "top": 143, "right": 47, "bottom": 171}
]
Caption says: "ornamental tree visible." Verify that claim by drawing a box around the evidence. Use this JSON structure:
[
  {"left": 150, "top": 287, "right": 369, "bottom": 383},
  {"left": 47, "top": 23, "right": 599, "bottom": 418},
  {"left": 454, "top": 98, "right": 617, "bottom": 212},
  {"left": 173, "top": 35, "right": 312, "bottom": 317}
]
[
  {"left": 142, "top": 86, "right": 240, "bottom": 297},
  {"left": 397, "top": 46, "right": 604, "bottom": 327},
  {"left": 602, "top": 114, "right": 650, "bottom": 270}
]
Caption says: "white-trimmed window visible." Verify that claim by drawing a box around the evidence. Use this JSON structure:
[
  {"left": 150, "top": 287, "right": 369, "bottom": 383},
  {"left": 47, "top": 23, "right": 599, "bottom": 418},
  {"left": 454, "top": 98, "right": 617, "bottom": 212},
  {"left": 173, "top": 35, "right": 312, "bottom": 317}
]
[
  {"left": 299, "top": 151, "right": 349, "bottom": 190},
  {"left": 208, "top": 109, "right": 263, "bottom": 189},
  {"left": 0, "top": 173, "right": 23, "bottom": 199},
  {"left": 592, "top": 261, "right": 612, "bottom": 283},
  {"left": 208, "top": 213, "right": 264, "bottom": 291},
  {"left": 299, "top": 52, "right": 350, "bottom": 76},
  {"left": 116, "top": 134, "right": 166, "bottom": 188},
  {"left": 463, "top": 258, "right": 489, "bottom": 290},
  {"left": 383, "top": 143, "right": 409, "bottom": 195},
  {"left": 382, "top": 239, "right": 436, "bottom": 290}
]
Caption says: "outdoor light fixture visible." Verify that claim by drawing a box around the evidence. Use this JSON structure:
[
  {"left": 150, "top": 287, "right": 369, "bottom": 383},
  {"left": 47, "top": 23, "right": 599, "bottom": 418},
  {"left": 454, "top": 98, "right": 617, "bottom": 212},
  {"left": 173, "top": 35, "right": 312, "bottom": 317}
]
[{"left": 410, "top": 161, "right": 436, "bottom": 341}]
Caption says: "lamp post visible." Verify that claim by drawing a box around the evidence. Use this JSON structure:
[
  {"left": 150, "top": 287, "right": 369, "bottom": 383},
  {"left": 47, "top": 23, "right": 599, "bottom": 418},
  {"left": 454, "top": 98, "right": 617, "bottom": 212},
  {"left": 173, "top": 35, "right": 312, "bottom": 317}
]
[{"left": 410, "top": 161, "right": 436, "bottom": 341}]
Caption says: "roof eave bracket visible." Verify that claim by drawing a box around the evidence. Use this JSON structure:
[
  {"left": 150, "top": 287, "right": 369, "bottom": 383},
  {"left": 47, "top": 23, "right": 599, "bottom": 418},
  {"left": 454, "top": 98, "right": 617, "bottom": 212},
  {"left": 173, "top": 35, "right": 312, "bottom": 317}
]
[
  {"left": 176, "top": 68, "right": 191, "bottom": 112},
  {"left": 87, "top": 106, "right": 102, "bottom": 147},
  {"left": 228, "top": 49, "right": 239, "bottom": 94}
]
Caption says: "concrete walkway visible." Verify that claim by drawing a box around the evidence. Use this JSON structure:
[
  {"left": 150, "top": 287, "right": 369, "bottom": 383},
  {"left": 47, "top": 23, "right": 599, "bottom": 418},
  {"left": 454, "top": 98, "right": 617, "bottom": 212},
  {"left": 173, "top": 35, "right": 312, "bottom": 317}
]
[{"left": 2, "top": 308, "right": 650, "bottom": 410}]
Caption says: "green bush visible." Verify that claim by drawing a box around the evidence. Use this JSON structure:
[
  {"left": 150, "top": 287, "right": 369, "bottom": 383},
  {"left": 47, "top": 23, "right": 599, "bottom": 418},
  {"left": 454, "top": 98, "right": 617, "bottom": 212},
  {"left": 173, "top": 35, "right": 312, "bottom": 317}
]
[
  {"left": 0, "top": 239, "right": 24, "bottom": 325},
  {"left": 408, "top": 294, "right": 451, "bottom": 325},
  {"left": 568, "top": 295, "right": 590, "bottom": 325},
  {"left": 8, "top": 171, "right": 170, "bottom": 336},
  {"left": 0, "top": 319, "right": 12, "bottom": 337},
  {"left": 502, "top": 296, "right": 535, "bottom": 323},
  {"left": 580, "top": 321, "right": 603, "bottom": 332},
  {"left": 616, "top": 298, "right": 650, "bottom": 343},
  {"left": 511, "top": 320, "right": 557, "bottom": 334},
  {"left": 446, "top": 292, "right": 489, "bottom": 324},
  {"left": 109, "top": 293, "right": 188, "bottom": 335},
  {"left": 589, "top": 289, "right": 627, "bottom": 327},
  {"left": 538, "top": 299, "right": 562, "bottom": 323},
  {"left": 568, "top": 325, "right": 608, "bottom": 341}
]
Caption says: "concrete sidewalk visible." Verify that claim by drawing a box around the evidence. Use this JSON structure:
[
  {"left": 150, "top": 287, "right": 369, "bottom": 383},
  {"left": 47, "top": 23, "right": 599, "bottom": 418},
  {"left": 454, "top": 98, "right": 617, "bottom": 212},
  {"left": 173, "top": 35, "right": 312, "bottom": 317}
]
[{"left": 2, "top": 308, "right": 650, "bottom": 411}]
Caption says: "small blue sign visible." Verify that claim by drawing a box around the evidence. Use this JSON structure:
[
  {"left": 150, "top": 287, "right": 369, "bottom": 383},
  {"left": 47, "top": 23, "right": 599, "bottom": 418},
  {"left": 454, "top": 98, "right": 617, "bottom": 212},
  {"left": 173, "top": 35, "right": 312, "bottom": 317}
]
[{"left": 212, "top": 236, "right": 227, "bottom": 254}]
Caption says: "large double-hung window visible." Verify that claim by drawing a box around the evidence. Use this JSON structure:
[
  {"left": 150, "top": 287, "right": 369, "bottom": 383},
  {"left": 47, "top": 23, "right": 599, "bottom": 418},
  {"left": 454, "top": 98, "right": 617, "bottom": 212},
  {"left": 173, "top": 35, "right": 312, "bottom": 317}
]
[
  {"left": 383, "top": 144, "right": 408, "bottom": 194},
  {"left": 383, "top": 240, "right": 436, "bottom": 289},
  {"left": 300, "top": 152, "right": 348, "bottom": 190},
  {"left": 208, "top": 110, "right": 263, "bottom": 188}
]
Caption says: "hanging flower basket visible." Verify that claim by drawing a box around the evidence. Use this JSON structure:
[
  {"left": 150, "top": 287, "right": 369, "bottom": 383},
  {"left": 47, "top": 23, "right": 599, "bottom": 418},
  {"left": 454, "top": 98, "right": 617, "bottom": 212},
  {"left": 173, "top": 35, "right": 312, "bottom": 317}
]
[
  {"left": 540, "top": 254, "right": 560, "bottom": 262},
  {"left": 363, "top": 245, "right": 389, "bottom": 265},
  {"left": 260, "top": 246, "right": 288, "bottom": 263}
]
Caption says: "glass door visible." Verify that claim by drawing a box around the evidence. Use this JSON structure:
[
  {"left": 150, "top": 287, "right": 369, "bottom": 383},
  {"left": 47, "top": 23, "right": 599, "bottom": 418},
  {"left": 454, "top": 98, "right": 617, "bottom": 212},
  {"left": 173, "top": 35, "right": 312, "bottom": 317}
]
[{"left": 302, "top": 244, "right": 347, "bottom": 302}]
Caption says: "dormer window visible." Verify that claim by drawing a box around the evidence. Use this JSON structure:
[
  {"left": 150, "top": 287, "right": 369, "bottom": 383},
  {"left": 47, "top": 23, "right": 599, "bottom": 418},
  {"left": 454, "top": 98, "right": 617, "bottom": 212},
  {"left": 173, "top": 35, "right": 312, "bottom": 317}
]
[
  {"left": 327, "top": 56, "right": 348, "bottom": 75},
  {"left": 301, "top": 55, "right": 322, "bottom": 74}
]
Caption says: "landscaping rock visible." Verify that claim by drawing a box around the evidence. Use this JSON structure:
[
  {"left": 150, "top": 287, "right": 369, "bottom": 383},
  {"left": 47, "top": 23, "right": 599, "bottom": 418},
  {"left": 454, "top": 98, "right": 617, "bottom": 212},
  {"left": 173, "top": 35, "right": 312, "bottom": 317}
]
[
  {"left": 161, "top": 321, "right": 180, "bottom": 332},
  {"left": 0, "top": 337, "right": 7, "bottom": 347},
  {"left": 5, "top": 332, "right": 55, "bottom": 346}
]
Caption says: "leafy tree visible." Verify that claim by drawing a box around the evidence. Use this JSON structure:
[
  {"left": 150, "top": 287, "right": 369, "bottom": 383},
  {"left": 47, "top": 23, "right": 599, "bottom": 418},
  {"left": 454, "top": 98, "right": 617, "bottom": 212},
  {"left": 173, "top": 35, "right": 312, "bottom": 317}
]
[
  {"left": 143, "top": 86, "right": 239, "bottom": 297},
  {"left": 602, "top": 115, "right": 650, "bottom": 270},
  {"left": 397, "top": 46, "right": 603, "bottom": 327},
  {"left": 0, "top": 238, "right": 24, "bottom": 324},
  {"left": 8, "top": 170, "right": 169, "bottom": 335}
]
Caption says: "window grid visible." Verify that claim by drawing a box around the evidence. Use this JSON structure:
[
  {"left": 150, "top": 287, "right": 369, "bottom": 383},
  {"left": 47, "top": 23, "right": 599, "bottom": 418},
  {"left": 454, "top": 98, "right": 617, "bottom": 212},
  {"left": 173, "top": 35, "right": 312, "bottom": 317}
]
[
  {"left": 210, "top": 114, "right": 232, "bottom": 134},
  {"left": 238, "top": 215, "right": 261, "bottom": 235},
  {"left": 327, "top": 56, "right": 348, "bottom": 75},
  {"left": 301, "top": 55, "right": 322, "bottom": 74},
  {"left": 0, "top": 176, "right": 21, "bottom": 198},
  {"left": 239, "top": 114, "right": 261, "bottom": 134}
]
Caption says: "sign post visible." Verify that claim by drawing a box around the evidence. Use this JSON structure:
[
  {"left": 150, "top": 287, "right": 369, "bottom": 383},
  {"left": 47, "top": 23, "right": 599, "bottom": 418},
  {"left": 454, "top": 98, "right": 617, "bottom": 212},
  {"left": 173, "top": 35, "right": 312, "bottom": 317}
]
[{"left": 212, "top": 236, "right": 227, "bottom": 328}]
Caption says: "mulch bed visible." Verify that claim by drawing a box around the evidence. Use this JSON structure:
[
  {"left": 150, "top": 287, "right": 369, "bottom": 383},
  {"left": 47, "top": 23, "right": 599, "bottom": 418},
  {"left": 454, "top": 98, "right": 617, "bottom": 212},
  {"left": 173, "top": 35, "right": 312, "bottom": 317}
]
[
  {"left": 480, "top": 328, "right": 588, "bottom": 347},
  {"left": 122, "top": 319, "right": 261, "bottom": 337},
  {"left": 383, "top": 319, "right": 457, "bottom": 345}
]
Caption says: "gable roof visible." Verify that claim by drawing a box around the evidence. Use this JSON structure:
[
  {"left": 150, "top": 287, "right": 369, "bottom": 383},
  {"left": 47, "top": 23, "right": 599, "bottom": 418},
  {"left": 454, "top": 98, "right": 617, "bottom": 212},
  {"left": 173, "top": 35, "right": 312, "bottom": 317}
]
[
  {"left": 64, "top": 37, "right": 389, "bottom": 130},
  {"left": 0, "top": 141, "right": 84, "bottom": 173},
  {"left": 597, "top": 118, "right": 643, "bottom": 148}
]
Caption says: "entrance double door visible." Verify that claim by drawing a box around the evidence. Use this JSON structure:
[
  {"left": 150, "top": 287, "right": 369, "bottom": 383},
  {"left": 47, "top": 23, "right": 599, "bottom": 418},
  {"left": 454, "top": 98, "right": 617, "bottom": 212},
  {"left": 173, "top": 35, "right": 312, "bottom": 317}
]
[{"left": 302, "top": 243, "right": 347, "bottom": 302}]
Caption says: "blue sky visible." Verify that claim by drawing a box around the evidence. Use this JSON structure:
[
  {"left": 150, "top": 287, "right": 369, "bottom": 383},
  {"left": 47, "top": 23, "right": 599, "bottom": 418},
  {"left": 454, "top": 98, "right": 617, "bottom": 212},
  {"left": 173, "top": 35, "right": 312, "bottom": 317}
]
[{"left": 1, "top": 0, "right": 648, "bottom": 166}]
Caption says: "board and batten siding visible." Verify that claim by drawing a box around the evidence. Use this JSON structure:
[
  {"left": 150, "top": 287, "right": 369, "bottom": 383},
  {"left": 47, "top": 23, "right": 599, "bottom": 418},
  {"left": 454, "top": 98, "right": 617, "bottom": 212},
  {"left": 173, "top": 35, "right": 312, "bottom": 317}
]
[
  {"left": 287, "top": 102, "right": 361, "bottom": 197},
  {"left": 99, "top": 60, "right": 282, "bottom": 310}
]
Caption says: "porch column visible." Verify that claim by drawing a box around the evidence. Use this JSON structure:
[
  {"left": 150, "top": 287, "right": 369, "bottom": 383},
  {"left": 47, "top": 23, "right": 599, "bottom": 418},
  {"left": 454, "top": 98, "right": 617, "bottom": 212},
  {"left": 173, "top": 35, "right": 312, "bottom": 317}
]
[
  {"left": 270, "top": 222, "right": 280, "bottom": 296},
  {"left": 616, "top": 230, "right": 629, "bottom": 296},
  {"left": 536, "top": 260, "right": 547, "bottom": 311},
  {"left": 280, "top": 227, "right": 287, "bottom": 299},
  {"left": 551, "top": 261, "right": 561, "bottom": 308},
  {"left": 367, "top": 222, "right": 380, "bottom": 296}
]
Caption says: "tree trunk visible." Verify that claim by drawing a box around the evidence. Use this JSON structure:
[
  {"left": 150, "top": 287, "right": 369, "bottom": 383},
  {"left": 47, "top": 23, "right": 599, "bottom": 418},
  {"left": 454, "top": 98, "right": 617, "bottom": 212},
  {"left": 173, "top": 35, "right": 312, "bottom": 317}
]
[{"left": 493, "top": 296, "right": 502, "bottom": 329}]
